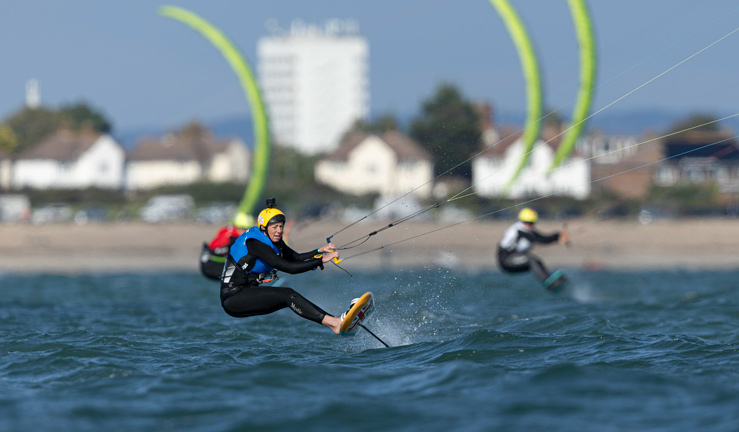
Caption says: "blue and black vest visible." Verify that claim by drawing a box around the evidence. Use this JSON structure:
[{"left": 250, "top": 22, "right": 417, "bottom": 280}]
[{"left": 229, "top": 226, "right": 281, "bottom": 275}]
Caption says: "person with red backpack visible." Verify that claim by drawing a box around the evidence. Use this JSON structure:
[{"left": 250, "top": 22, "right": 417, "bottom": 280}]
[{"left": 199, "top": 212, "right": 252, "bottom": 280}]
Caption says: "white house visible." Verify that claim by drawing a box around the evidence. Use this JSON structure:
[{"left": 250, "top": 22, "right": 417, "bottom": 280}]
[
  {"left": 472, "top": 126, "right": 591, "bottom": 200},
  {"left": 314, "top": 131, "right": 434, "bottom": 198},
  {"left": 12, "top": 129, "right": 125, "bottom": 190},
  {"left": 653, "top": 130, "right": 739, "bottom": 194},
  {"left": 0, "top": 147, "right": 11, "bottom": 190},
  {"left": 126, "top": 124, "right": 250, "bottom": 191}
]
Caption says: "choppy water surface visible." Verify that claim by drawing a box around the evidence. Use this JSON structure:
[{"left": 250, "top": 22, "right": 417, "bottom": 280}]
[{"left": 1, "top": 268, "right": 738, "bottom": 431}]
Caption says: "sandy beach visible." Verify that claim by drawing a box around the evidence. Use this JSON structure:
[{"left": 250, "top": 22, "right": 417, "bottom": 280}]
[{"left": 1, "top": 218, "right": 738, "bottom": 274}]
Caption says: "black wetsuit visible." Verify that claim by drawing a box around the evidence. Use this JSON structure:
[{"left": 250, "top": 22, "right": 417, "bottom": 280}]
[
  {"left": 220, "top": 236, "right": 330, "bottom": 324},
  {"left": 498, "top": 221, "right": 560, "bottom": 284}
]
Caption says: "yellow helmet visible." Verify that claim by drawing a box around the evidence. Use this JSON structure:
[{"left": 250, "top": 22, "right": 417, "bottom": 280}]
[
  {"left": 257, "top": 198, "right": 286, "bottom": 230},
  {"left": 232, "top": 212, "right": 254, "bottom": 229},
  {"left": 518, "top": 208, "right": 538, "bottom": 224}
]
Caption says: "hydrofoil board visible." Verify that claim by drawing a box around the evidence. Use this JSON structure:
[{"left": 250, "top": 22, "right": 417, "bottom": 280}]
[
  {"left": 544, "top": 269, "right": 567, "bottom": 292},
  {"left": 340, "top": 292, "right": 375, "bottom": 336}
]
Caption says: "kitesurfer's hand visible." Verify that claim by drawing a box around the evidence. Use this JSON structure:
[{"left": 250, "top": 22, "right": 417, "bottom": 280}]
[
  {"left": 318, "top": 242, "right": 337, "bottom": 253},
  {"left": 558, "top": 227, "right": 570, "bottom": 245},
  {"left": 321, "top": 251, "right": 340, "bottom": 263}
]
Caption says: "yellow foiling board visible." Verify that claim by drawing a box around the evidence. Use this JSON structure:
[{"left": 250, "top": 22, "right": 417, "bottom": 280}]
[{"left": 340, "top": 292, "right": 375, "bottom": 336}]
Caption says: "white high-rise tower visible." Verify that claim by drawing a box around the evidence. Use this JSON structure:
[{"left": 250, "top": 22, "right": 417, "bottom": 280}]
[
  {"left": 26, "top": 79, "right": 40, "bottom": 108},
  {"left": 258, "top": 19, "right": 369, "bottom": 155}
]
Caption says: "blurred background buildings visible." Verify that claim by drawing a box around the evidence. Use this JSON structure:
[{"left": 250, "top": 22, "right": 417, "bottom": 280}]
[
  {"left": 258, "top": 19, "right": 369, "bottom": 155},
  {"left": 1, "top": 8, "right": 738, "bottom": 224}
]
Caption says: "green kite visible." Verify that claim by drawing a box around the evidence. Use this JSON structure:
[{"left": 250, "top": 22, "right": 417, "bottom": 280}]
[{"left": 159, "top": 6, "right": 270, "bottom": 222}]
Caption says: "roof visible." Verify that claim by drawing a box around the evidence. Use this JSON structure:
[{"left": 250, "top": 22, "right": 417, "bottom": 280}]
[
  {"left": 662, "top": 131, "right": 739, "bottom": 161},
  {"left": 477, "top": 124, "right": 565, "bottom": 158},
  {"left": 323, "top": 130, "right": 433, "bottom": 162},
  {"left": 477, "top": 127, "right": 521, "bottom": 157},
  {"left": 17, "top": 129, "right": 102, "bottom": 161},
  {"left": 128, "top": 127, "right": 237, "bottom": 162}
]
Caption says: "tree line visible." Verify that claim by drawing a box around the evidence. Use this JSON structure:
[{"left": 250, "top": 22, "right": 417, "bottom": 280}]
[
  {"left": 1, "top": 83, "right": 729, "bottom": 219},
  {"left": 1, "top": 82, "right": 723, "bottom": 174},
  {"left": 0, "top": 102, "right": 112, "bottom": 155}
]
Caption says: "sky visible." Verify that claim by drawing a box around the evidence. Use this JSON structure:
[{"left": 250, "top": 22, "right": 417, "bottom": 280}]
[{"left": 2, "top": 0, "right": 739, "bottom": 137}]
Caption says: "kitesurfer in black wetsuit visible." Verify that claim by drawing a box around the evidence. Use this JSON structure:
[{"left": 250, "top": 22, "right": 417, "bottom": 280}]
[
  {"left": 220, "top": 199, "right": 345, "bottom": 334},
  {"left": 498, "top": 208, "right": 569, "bottom": 290}
]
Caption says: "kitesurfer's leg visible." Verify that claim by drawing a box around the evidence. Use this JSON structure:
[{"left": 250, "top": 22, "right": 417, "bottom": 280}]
[
  {"left": 222, "top": 286, "right": 329, "bottom": 324},
  {"left": 528, "top": 254, "right": 550, "bottom": 284},
  {"left": 499, "top": 251, "right": 531, "bottom": 274}
]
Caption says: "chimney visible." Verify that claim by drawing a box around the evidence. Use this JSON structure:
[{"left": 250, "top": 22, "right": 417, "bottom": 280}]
[{"left": 474, "top": 102, "right": 494, "bottom": 132}]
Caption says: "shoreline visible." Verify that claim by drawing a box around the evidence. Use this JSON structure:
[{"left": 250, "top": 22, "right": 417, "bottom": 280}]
[{"left": 1, "top": 218, "right": 738, "bottom": 274}]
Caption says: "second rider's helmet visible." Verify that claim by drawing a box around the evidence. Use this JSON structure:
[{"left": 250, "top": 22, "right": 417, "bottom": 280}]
[
  {"left": 232, "top": 212, "right": 254, "bottom": 229},
  {"left": 518, "top": 208, "right": 538, "bottom": 224}
]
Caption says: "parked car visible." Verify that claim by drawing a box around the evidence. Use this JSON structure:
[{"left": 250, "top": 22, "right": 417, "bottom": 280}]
[
  {"left": 139, "top": 194, "right": 195, "bottom": 223},
  {"left": 31, "top": 203, "right": 73, "bottom": 225},
  {"left": 74, "top": 207, "right": 109, "bottom": 225},
  {"left": 195, "top": 202, "right": 238, "bottom": 225},
  {"left": 0, "top": 194, "right": 31, "bottom": 222}
]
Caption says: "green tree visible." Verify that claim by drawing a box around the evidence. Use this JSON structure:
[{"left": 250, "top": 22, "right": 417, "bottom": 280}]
[
  {"left": 369, "top": 114, "right": 400, "bottom": 132},
  {"left": 543, "top": 107, "right": 564, "bottom": 128},
  {"left": 349, "top": 113, "right": 400, "bottom": 134},
  {"left": 4, "top": 102, "right": 112, "bottom": 155},
  {"left": 5, "top": 107, "right": 63, "bottom": 154},
  {"left": 0, "top": 123, "right": 18, "bottom": 153},
  {"left": 409, "top": 83, "right": 480, "bottom": 178},
  {"left": 341, "top": 114, "right": 401, "bottom": 144},
  {"left": 59, "top": 102, "right": 112, "bottom": 133},
  {"left": 176, "top": 120, "right": 209, "bottom": 138},
  {"left": 269, "top": 144, "right": 318, "bottom": 188},
  {"left": 261, "top": 144, "right": 374, "bottom": 216},
  {"left": 669, "top": 112, "right": 720, "bottom": 133}
]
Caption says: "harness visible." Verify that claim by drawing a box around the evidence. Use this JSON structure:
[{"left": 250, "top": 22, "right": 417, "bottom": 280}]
[
  {"left": 226, "top": 226, "right": 282, "bottom": 285},
  {"left": 248, "top": 269, "right": 278, "bottom": 284},
  {"left": 500, "top": 221, "right": 532, "bottom": 254}
]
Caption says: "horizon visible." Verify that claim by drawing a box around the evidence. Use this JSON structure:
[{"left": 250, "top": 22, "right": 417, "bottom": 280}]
[{"left": 110, "top": 105, "right": 739, "bottom": 150}]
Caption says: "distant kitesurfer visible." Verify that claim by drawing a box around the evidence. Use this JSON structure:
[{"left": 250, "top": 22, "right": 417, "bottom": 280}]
[
  {"left": 219, "top": 198, "right": 352, "bottom": 335},
  {"left": 200, "top": 212, "right": 252, "bottom": 280},
  {"left": 498, "top": 208, "right": 569, "bottom": 291}
]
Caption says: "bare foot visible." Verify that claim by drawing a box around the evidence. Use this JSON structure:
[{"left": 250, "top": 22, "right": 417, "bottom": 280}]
[{"left": 322, "top": 315, "right": 341, "bottom": 335}]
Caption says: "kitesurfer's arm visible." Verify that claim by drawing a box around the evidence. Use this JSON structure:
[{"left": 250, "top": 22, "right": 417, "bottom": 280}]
[
  {"left": 519, "top": 229, "right": 560, "bottom": 244},
  {"left": 318, "top": 242, "right": 336, "bottom": 253},
  {"left": 282, "top": 242, "right": 337, "bottom": 261},
  {"left": 558, "top": 226, "right": 569, "bottom": 245},
  {"left": 247, "top": 239, "right": 323, "bottom": 274},
  {"left": 283, "top": 244, "right": 320, "bottom": 262}
]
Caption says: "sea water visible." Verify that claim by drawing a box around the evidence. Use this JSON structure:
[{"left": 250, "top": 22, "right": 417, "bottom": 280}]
[{"left": 1, "top": 268, "right": 738, "bottom": 431}]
